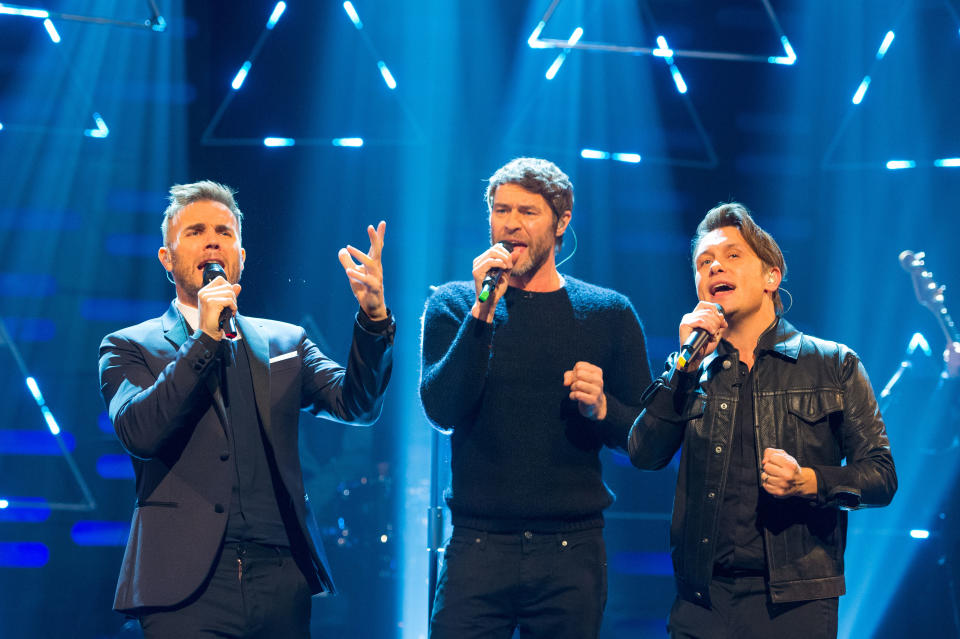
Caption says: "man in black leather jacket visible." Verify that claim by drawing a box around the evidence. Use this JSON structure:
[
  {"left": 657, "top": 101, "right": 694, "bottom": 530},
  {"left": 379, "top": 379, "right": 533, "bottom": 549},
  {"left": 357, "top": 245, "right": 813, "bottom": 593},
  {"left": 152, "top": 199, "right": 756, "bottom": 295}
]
[{"left": 628, "top": 203, "right": 896, "bottom": 638}]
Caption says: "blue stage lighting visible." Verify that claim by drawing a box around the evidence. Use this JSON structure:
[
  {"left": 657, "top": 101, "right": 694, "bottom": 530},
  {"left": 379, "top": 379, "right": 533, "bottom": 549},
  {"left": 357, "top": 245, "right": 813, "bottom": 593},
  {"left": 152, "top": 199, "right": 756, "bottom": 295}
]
[
  {"left": 0, "top": 122, "right": 4, "bottom": 131},
  {"left": 852, "top": 76, "right": 870, "bottom": 104},
  {"left": 332, "top": 137, "right": 363, "bottom": 147},
  {"left": 41, "top": 406, "right": 59, "bottom": 435},
  {"left": 25, "top": 377, "right": 43, "bottom": 404},
  {"left": 768, "top": 36, "right": 797, "bottom": 65},
  {"left": 545, "top": 53, "right": 566, "bottom": 80},
  {"left": 934, "top": 158, "right": 960, "bottom": 167},
  {"left": 671, "top": 67, "right": 688, "bottom": 94},
  {"left": 263, "top": 137, "right": 295, "bottom": 147},
  {"left": 877, "top": 31, "right": 895, "bottom": 59},
  {"left": 612, "top": 152, "right": 642, "bottom": 163},
  {"left": 83, "top": 112, "right": 109, "bottom": 138},
  {"left": 527, "top": 21, "right": 546, "bottom": 48},
  {"left": 0, "top": 500, "right": 8, "bottom": 509},
  {"left": 908, "top": 333, "right": 932, "bottom": 356},
  {"left": 343, "top": 1, "right": 363, "bottom": 29},
  {"left": 231, "top": 61, "right": 251, "bottom": 90},
  {"left": 886, "top": 160, "right": 915, "bottom": 170},
  {"left": 909, "top": 529, "right": 930, "bottom": 539},
  {"left": 544, "top": 28, "right": 582, "bottom": 80},
  {"left": 378, "top": 61, "right": 397, "bottom": 90},
  {"left": 653, "top": 35, "right": 673, "bottom": 58},
  {"left": 0, "top": 4, "right": 49, "bottom": 18},
  {"left": 266, "top": 2, "right": 286, "bottom": 29},
  {"left": 581, "top": 149, "right": 609, "bottom": 160},
  {"left": 42, "top": 18, "right": 59, "bottom": 43}
]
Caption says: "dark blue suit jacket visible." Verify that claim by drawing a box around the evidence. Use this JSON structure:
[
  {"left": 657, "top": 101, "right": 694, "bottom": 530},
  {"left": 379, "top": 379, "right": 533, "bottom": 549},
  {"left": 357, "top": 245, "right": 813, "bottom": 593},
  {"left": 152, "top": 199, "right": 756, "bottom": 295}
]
[{"left": 98, "top": 303, "right": 394, "bottom": 613}]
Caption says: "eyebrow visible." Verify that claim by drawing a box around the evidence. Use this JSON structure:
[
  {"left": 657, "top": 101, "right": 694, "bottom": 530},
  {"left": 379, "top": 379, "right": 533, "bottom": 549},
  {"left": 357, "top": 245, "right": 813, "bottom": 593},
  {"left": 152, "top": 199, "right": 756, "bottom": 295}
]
[{"left": 696, "top": 241, "right": 747, "bottom": 260}]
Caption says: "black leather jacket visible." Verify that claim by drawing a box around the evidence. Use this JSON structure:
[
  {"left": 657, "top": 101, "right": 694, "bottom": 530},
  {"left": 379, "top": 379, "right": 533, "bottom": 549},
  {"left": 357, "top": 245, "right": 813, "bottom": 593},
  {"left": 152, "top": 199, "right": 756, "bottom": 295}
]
[{"left": 628, "top": 319, "right": 896, "bottom": 606}]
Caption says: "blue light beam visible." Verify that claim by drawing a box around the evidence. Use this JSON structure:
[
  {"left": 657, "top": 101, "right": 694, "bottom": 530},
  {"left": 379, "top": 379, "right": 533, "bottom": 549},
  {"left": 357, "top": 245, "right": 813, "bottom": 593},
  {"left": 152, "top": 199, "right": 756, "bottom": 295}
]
[
  {"left": 581, "top": 149, "right": 609, "bottom": 159},
  {"left": 0, "top": 4, "right": 49, "bottom": 18},
  {"left": 42, "top": 18, "right": 59, "bottom": 43},
  {"left": 852, "top": 76, "right": 871, "bottom": 105},
  {"left": 332, "top": 137, "right": 363, "bottom": 147},
  {"left": 377, "top": 61, "right": 397, "bottom": 90},
  {"left": 83, "top": 112, "right": 109, "bottom": 138},
  {"left": 263, "top": 137, "right": 295, "bottom": 147},
  {"left": 934, "top": 158, "right": 960, "bottom": 167},
  {"left": 544, "top": 27, "right": 582, "bottom": 80},
  {"left": 877, "top": 31, "right": 895, "bottom": 59},
  {"left": 343, "top": 1, "right": 362, "bottom": 29},
  {"left": 266, "top": 2, "right": 286, "bottom": 30},
  {"left": 886, "top": 160, "right": 915, "bottom": 170},
  {"left": 231, "top": 61, "right": 251, "bottom": 90}
]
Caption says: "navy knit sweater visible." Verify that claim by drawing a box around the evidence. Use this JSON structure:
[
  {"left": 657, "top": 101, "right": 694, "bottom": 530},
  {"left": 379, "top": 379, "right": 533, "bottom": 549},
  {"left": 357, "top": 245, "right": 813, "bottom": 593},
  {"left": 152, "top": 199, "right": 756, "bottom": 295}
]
[{"left": 420, "top": 276, "right": 651, "bottom": 532}]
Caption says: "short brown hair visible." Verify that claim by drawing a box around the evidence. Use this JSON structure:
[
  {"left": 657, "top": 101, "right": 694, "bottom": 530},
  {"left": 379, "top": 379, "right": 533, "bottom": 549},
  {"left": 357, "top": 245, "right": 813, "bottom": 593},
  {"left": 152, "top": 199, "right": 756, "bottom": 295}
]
[
  {"left": 692, "top": 202, "right": 787, "bottom": 314},
  {"left": 485, "top": 157, "right": 573, "bottom": 250},
  {"left": 161, "top": 180, "right": 243, "bottom": 246}
]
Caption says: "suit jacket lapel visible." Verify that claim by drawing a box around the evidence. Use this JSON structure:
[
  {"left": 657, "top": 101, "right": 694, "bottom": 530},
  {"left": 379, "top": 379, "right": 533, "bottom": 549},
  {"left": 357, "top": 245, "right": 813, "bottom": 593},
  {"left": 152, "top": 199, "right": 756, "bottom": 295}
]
[
  {"left": 237, "top": 315, "right": 273, "bottom": 442},
  {"left": 160, "top": 302, "right": 189, "bottom": 349},
  {"left": 160, "top": 301, "right": 229, "bottom": 438}
]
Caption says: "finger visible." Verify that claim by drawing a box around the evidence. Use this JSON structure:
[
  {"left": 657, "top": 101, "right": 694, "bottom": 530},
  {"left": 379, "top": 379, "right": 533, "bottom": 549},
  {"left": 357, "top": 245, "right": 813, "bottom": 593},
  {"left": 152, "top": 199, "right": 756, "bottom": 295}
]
[
  {"left": 569, "top": 391, "right": 599, "bottom": 405},
  {"left": 338, "top": 248, "right": 359, "bottom": 270},
  {"left": 367, "top": 221, "right": 385, "bottom": 259},
  {"left": 346, "top": 244, "right": 378, "bottom": 269},
  {"left": 570, "top": 381, "right": 602, "bottom": 397},
  {"left": 572, "top": 366, "right": 602, "bottom": 385},
  {"left": 345, "top": 270, "right": 381, "bottom": 289},
  {"left": 562, "top": 370, "right": 574, "bottom": 386}
]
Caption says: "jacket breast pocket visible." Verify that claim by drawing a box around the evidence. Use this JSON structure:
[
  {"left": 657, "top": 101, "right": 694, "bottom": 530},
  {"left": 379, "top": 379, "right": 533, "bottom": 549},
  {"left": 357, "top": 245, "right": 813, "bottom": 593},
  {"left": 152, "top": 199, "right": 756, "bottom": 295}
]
[{"left": 785, "top": 390, "right": 844, "bottom": 463}]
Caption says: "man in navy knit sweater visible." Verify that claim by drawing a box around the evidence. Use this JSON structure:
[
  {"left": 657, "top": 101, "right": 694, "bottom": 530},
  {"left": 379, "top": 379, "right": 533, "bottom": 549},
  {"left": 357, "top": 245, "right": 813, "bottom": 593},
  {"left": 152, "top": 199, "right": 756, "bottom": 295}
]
[{"left": 420, "top": 157, "right": 652, "bottom": 639}]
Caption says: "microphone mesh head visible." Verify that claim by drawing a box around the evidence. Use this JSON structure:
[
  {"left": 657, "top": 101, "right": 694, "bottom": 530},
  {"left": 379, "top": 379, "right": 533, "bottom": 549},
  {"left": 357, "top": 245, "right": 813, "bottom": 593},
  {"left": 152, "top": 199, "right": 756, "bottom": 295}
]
[{"left": 202, "top": 262, "right": 226, "bottom": 286}]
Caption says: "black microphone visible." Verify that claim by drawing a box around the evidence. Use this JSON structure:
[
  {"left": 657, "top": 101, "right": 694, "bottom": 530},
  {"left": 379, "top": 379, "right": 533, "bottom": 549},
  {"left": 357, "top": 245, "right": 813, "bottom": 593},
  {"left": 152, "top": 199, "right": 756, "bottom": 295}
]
[
  {"left": 201, "top": 263, "right": 238, "bottom": 339},
  {"left": 478, "top": 241, "right": 515, "bottom": 303},
  {"left": 676, "top": 303, "right": 724, "bottom": 370}
]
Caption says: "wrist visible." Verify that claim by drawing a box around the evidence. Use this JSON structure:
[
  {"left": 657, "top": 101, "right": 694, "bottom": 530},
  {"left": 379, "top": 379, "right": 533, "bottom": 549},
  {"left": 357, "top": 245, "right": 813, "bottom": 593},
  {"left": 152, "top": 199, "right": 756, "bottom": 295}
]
[{"left": 799, "top": 467, "right": 818, "bottom": 499}]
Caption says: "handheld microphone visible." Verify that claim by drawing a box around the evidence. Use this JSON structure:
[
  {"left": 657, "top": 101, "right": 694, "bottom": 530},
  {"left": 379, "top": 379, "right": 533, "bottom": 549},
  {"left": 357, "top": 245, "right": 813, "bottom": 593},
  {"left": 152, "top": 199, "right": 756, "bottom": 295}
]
[
  {"left": 478, "top": 241, "right": 515, "bottom": 303},
  {"left": 201, "top": 263, "right": 238, "bottom": 338},
  {"left": 676, "top": 303, "right": 724, "bottom": 370}
]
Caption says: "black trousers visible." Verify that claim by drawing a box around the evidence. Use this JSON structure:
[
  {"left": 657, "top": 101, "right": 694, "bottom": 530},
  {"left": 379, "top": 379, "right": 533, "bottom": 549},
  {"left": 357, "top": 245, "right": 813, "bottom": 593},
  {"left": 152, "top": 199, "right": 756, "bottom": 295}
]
[
  {"left": 430, "top": 526, "right": 607, "bottom": 639},
  {"left": 139, "top": 542, "right": 312, "bottom": 639},
  {"left": 668, "top": 575, "right": 838, "bottom": 639}
]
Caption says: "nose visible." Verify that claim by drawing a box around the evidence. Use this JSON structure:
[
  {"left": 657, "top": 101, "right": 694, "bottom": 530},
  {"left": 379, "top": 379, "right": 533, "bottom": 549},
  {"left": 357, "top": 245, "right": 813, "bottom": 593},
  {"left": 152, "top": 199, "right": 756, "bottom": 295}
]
[
  {"left": 709, "top": 260, "right": 724, "bottom": 274},
  {"left": 504, "top": 210, "right": 522, "bottom": 230}
]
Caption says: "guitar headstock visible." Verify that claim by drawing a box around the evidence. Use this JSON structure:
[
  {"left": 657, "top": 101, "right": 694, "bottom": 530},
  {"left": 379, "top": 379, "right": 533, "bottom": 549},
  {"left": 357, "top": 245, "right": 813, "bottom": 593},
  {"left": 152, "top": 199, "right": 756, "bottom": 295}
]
[{"left": 900, "top": 250, "right": 946, "bottom": 316}]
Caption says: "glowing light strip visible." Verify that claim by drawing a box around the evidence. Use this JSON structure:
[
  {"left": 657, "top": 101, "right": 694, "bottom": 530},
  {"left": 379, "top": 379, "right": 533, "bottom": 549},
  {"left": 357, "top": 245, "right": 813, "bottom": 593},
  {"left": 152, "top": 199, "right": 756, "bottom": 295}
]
[
  {"left": 852, "top": 76, "right": 871, "bottom": 105},
  {"left": 343, "top": 1, "right": 362, "bottom": 29},
  {"left": 266, "top": 2, "right": 286, "bottom": 29},
  {"left": 378, "top": 61, "right": 397, "bottom": 89},
  {"left": 263, "top": 137, "right": 294, "bottom": 147},
  {"left": 0, "top": 3, "right": 49, "bottom": 18},
  {"left": 83, "top": 112, "right": 109, "bottom": 138},
  {"left": 886, "top": 160, "right": 915, "bottom": 170},
  {"left": 545, "top": 27, "right": 582, "bottom": 80},
  {"left": 332, "top": 137, "right": 363, "bottom": 147},
  {"left": 231, "top": 61, "right": 251, "bottom": 90},
  {"left": 877, "top": 30, "right": 895, "bottom": 59},
  {"left": 42, "top": 17, "right": 58, "bottom": 42},
  {"left": 934, "top": 158, "right": 960, "bottom": 167}
]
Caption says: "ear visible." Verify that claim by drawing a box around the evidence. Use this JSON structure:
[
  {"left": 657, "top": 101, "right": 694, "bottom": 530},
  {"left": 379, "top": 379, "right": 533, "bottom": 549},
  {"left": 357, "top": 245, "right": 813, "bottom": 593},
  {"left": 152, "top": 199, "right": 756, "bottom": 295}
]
[
  {"left": 158, "top": 246, "right": 173, "bottom": 272},
  {"left": 764, "top": 267, "right": 782, "bottom": 293},
  {"left": 555, "top": 210, "right": 571, "bottom": 237}
]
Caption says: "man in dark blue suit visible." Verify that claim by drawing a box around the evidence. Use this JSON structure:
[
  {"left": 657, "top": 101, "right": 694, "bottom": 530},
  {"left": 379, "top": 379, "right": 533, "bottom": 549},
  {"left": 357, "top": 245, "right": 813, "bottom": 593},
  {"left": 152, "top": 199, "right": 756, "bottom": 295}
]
[{"left": 98, "top": 180, "right": 395, "bottom": 637}]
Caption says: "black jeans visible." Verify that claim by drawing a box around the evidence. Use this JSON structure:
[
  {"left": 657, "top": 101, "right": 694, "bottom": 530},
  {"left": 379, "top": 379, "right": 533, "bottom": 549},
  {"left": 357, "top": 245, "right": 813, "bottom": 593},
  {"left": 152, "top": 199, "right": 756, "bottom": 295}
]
[
  {"left": 668, "top": 575, "right": 838, "bottom": 639},
  {"left": 430, "top": 526, "right": 607, "bottom": 639},
  {"left": 139, "top": 542, "right": 312, "bottom": 639}
]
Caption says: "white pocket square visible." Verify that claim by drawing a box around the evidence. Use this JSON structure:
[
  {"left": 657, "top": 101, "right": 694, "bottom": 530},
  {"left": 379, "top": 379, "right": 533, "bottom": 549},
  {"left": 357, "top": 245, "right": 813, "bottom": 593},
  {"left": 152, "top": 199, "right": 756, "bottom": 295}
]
[{"left": 269, "top": 351, "right": 298, "bottom": 364}]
